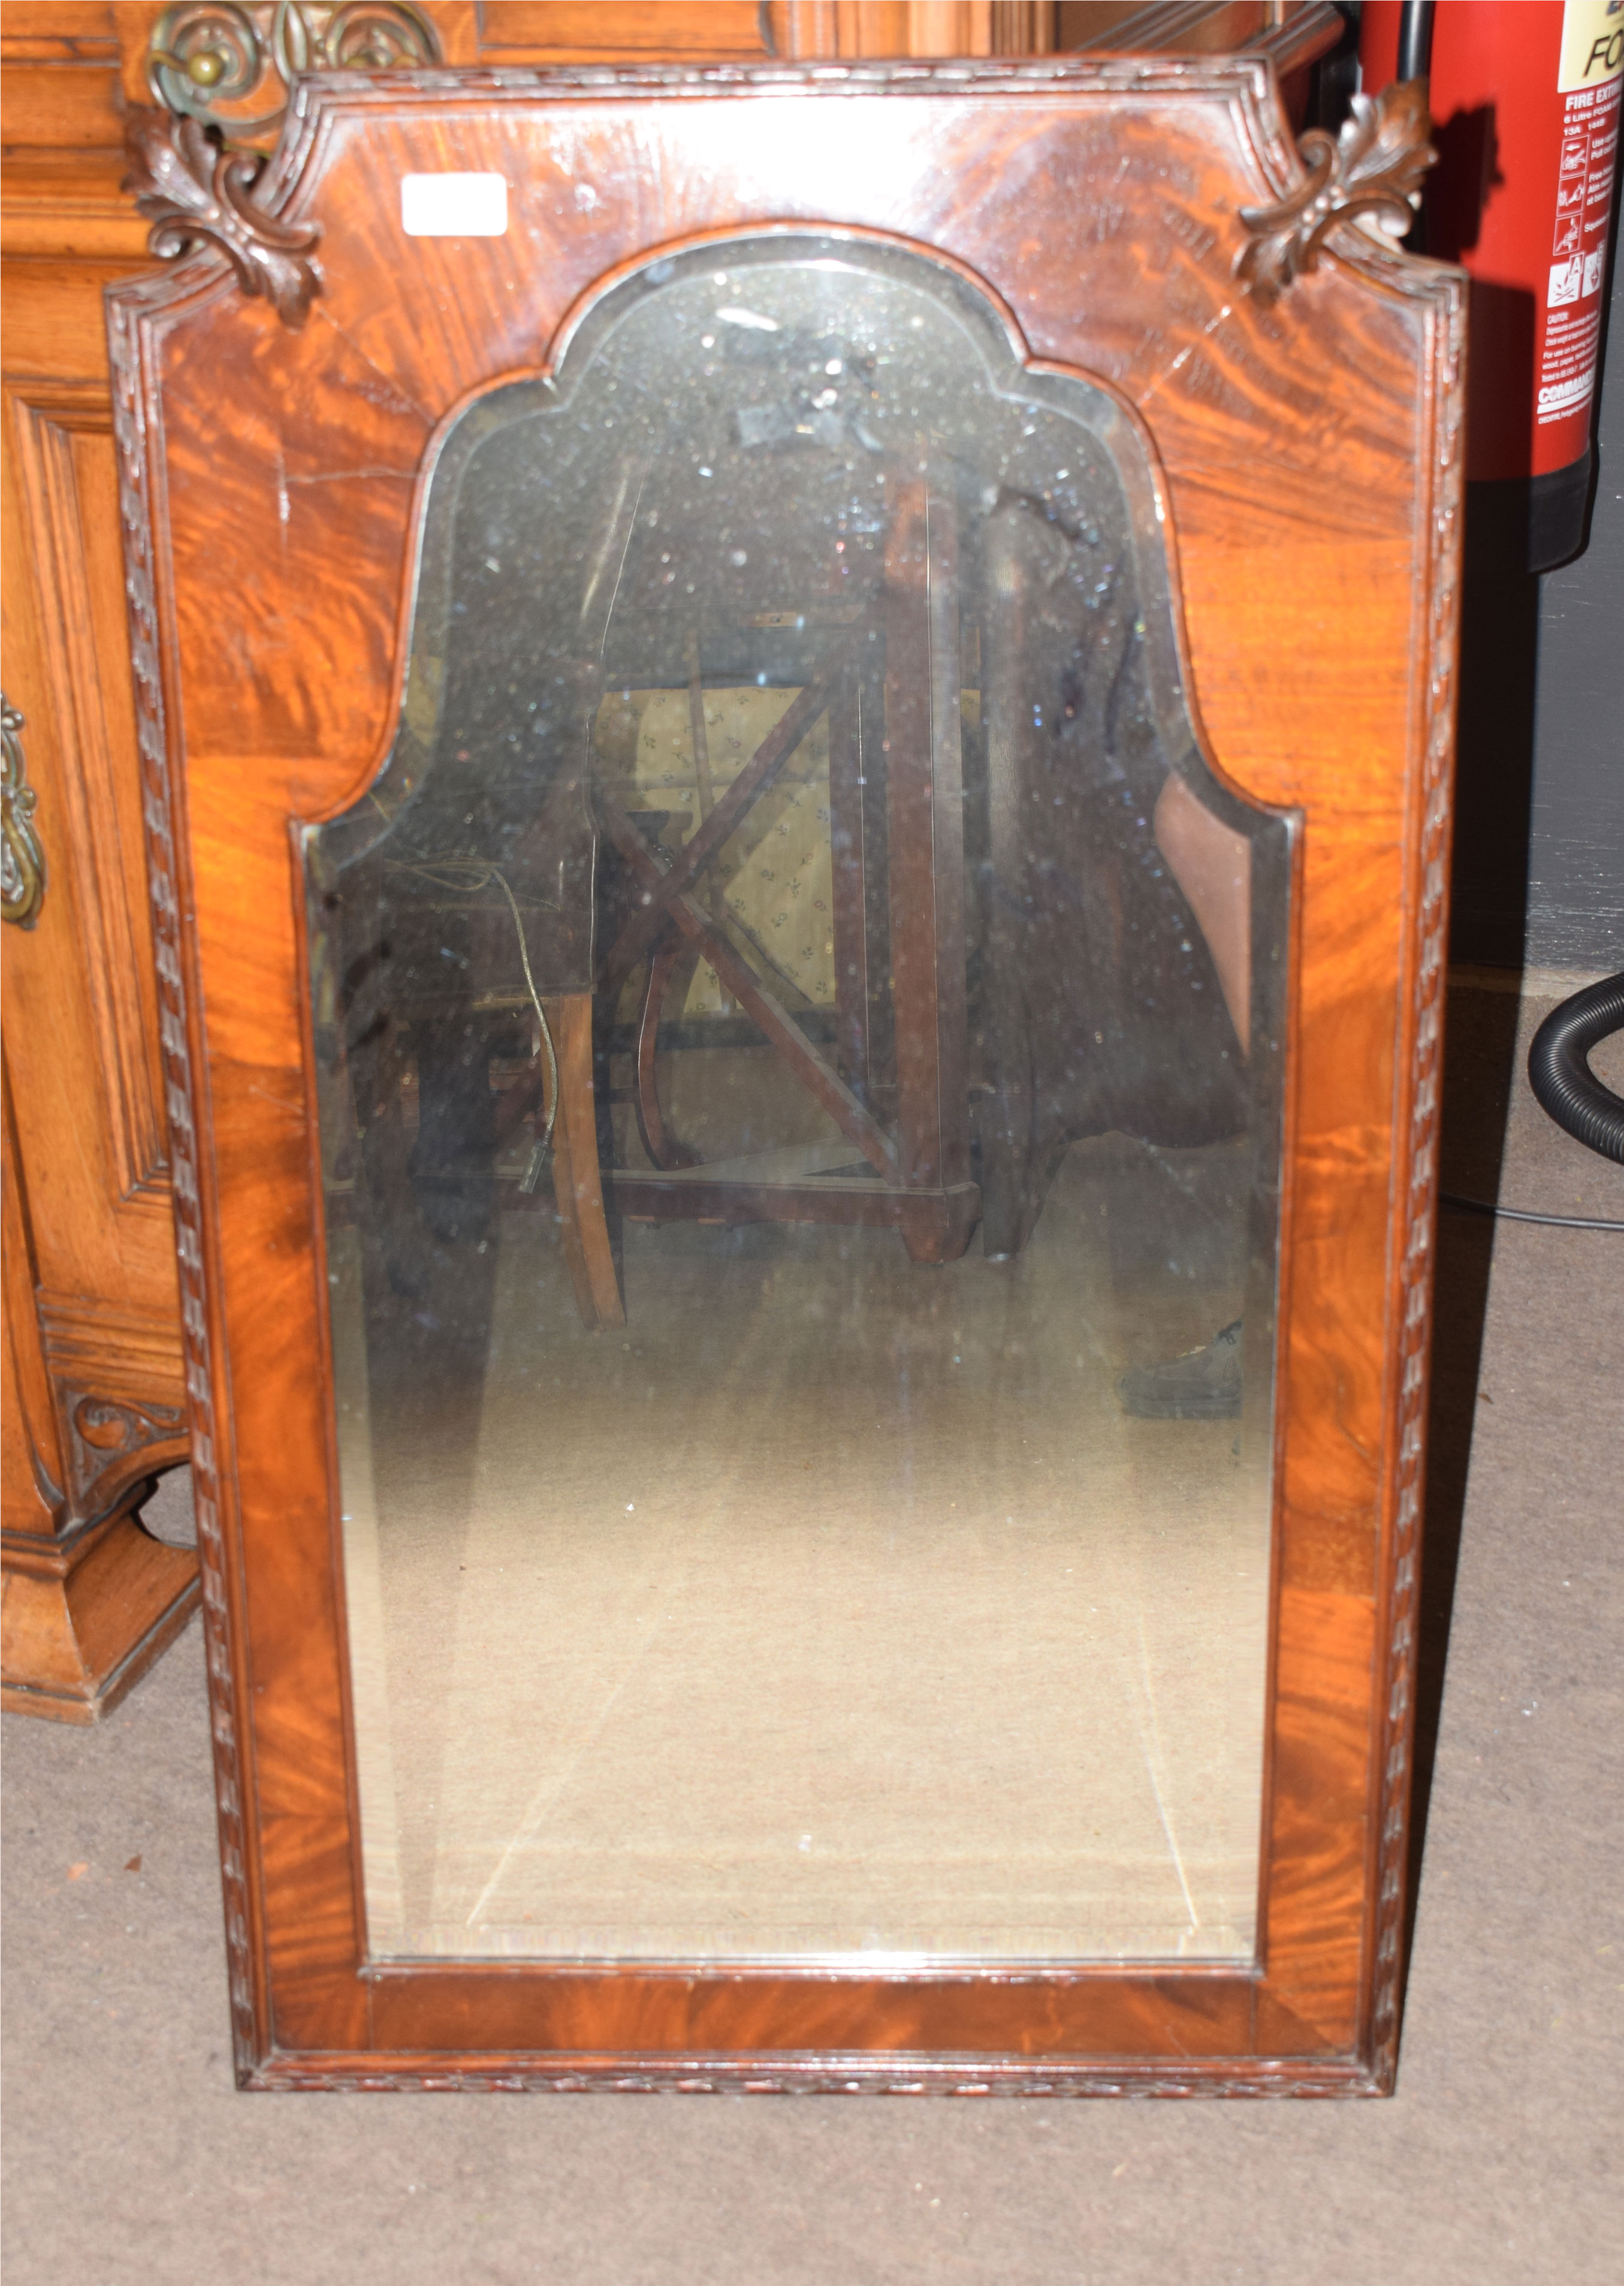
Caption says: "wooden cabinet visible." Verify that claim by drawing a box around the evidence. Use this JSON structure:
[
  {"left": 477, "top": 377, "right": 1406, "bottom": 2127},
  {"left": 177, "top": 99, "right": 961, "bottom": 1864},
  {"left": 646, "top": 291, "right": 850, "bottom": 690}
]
[
  {"left": 0, "top": 0, "right": 1343, "bottom": 1720},
  {"left": 2, "top": 7, "right": 196, "bottom": 1721}
]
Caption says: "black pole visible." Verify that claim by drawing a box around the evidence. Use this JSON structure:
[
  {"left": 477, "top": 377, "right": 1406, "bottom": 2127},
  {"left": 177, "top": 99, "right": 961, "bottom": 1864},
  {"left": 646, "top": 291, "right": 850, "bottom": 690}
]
[{"left": 1396, "top": 0, "right": 1436, "bottom": 83}]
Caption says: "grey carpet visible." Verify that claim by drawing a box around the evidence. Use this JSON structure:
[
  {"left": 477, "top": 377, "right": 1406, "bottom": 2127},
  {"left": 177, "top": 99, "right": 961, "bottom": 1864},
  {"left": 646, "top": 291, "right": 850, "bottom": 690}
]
[{"left": 4, "top": 981, "right": 1620, "bottom": 2286}]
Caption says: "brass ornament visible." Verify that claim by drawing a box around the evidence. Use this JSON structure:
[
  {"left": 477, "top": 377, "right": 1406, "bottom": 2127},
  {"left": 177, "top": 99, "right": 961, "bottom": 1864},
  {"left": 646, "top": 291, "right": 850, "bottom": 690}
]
[
  {"left": 1238, "top": 79, "right": 1437, "bottom": 306},
  {"left": 123, "top": 105, "right": 324, "bottom": 329},
  {"left": 1, "top": 696, "right": 47, "bottom": 930},
  {"left": 147, "top": 2, "right": 442, "bottom": 149}
]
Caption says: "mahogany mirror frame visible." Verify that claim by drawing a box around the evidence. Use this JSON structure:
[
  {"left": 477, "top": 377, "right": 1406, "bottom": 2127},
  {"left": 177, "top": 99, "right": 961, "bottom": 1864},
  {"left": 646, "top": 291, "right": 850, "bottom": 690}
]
[{"left": 109, "top": 55, "right": 1462, "bottom": 2095}]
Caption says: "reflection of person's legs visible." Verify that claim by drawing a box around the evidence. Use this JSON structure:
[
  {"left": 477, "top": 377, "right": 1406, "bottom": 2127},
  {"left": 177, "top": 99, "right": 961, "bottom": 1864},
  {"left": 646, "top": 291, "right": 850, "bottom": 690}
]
[
  {"left": 411, "top": 1015, "right": 498, "bottom": 1244},
  {"left": 1118, "top": 774, "right": 1251, "bottom": 1421}
]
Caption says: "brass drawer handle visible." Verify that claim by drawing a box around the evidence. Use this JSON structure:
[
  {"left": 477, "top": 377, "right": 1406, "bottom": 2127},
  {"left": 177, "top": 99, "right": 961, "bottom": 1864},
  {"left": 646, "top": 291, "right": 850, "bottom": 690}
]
[{"left": 1, "top": 696, "right": 46, "bottom": 930}]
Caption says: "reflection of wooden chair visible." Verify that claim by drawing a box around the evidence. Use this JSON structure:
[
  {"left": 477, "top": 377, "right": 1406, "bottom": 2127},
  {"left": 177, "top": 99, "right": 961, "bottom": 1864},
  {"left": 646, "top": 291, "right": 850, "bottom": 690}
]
[
  {"left": 339, "top": 457, "right": 981, "bottom": 1329},
  {"left": 594, "top": 468, "right": 980, "bottom": 1267},
  {"left": 343, "top": 952, "right": 625, "bottom": 1337},
  {"left": 334, "top": 655, "right": 626, "bottom": 1334},
  {"left": 344, "top": 978, "right": 623, "bottom": 1334}
]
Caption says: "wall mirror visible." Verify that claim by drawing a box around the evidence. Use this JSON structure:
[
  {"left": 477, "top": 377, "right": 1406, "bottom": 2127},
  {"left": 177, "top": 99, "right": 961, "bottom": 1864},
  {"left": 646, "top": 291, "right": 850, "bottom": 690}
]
[
  {"left": 312, "top": 236, "right": 1288, "bottom": 1968},
  {"left": 114, "top": 57, "right": 1460, "bottom": 2090}
]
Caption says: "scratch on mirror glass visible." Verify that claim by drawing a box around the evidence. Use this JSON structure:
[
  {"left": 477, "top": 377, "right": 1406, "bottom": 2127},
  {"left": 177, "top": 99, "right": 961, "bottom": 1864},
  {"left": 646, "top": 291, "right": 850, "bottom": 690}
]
[
  {"left": 1129, "top": 1609, "right": 1202, "bottom": 1944},
  {"left": 577, "top": 459, "right": 638, "bottom": 633},
  {"left": 461, "top": 1587, "right": 674, "bottom": 1930}
]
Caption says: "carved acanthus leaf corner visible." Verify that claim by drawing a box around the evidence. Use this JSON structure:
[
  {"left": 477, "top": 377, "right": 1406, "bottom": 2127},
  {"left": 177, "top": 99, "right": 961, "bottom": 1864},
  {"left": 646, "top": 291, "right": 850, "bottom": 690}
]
[
  {"left": 1237, "top": 79, "right": 1436, "bottom": 306},
  {"left": 123, "top": 105, "right": 322, "bottom": 329}
]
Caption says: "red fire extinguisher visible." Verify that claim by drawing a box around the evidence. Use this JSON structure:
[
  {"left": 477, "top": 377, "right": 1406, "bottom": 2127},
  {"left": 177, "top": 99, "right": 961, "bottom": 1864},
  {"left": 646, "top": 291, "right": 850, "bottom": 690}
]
[{"left": 1362, "top": 0, "right": 1624, "bottom": 568}]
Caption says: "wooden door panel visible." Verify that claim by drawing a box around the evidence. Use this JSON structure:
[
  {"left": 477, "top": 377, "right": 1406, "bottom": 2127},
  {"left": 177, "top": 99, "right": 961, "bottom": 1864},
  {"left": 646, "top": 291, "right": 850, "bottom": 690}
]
[
  {"left": 1, "top": 10, "right": 199, "bottom": 1718},
  {"left": 0, "top": 254, "right": 195, "bottom": 1711},
  {"left": 10, "top": 389, "right": 170, "bottom": 1203},
  {"left": 2, "top": 381, "right": 179, "bottom": 1320},
  {"left": 1, "top": 310, "right": 186, "bottom": 1551},
  {"left": 2, "top": 1067, "right": 68, "bottom": 1534}
]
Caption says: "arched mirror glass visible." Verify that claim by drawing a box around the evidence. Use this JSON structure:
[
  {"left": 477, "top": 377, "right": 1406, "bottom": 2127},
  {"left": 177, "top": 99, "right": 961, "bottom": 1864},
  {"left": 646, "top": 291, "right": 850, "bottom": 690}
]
[{"left": 306, "top": 237, "right": 1291, "bottom": 1965}]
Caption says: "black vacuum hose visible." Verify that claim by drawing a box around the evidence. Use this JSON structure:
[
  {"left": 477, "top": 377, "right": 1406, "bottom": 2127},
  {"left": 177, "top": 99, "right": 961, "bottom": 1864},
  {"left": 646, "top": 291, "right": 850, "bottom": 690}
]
[{"left": 1527, "top": 970, "right": 1624, "bottom": 1165}]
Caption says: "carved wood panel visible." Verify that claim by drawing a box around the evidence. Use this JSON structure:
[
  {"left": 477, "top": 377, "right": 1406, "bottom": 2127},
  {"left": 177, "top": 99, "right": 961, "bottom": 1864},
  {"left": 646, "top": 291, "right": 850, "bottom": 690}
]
[
  {"left": 2, "top": 1065, "right": 67, "bottom": 1533},
  {"left": 8, "top": 388, "right": 171, "bottom": 1202},
  {"left": 0, "top": 267, "right": 188, "bottom": 1559},
  {"left": 1, "top": 9, "right": 204, "bottom": 1708},
  {"left": 0, "top": 239, "right": 196, "bottom": 1703}
]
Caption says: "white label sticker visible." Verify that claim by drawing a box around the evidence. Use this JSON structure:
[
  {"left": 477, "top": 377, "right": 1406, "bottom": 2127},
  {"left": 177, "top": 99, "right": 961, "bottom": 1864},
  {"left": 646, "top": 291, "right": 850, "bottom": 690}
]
[
  {"left": 1559, "top": 0, "right": 1624, "bottom": 94},
  {"left": 400, "top": 174, "right": 508, "bottom": 237}
]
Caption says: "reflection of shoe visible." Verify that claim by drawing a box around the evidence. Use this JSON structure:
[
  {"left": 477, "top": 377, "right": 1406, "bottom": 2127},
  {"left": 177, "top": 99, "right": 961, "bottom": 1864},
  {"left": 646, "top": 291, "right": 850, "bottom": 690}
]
[{"left": 1117, "top": 1320, "right": 1243, "bottom": 1419}]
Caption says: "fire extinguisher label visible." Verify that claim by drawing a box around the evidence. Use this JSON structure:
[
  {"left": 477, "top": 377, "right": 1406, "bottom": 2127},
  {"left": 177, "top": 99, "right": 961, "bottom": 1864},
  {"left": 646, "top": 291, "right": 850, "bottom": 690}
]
[
  {"left": 1537, "top": 0, "right": 1622, "bottom": 445},
  {"left": 1557, "top": 0, "right": 1624, "bottom": 95}
]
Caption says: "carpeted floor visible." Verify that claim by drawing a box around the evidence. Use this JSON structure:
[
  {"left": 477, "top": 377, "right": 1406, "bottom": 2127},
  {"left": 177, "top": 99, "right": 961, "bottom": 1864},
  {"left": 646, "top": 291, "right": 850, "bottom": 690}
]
[{"left": 3, "top": 978, "right": 1620, "bottom": 2286}]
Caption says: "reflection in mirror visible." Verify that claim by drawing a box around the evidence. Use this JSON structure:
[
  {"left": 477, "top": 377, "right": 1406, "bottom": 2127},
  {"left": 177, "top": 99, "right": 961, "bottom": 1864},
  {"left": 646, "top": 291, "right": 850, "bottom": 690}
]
[{"left": 306, "top": 240, "right": 1290, "bottom": 1964}]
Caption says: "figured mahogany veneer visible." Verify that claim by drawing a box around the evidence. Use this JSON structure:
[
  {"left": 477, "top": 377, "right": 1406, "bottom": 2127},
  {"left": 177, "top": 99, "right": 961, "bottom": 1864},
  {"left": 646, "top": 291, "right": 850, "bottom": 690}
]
[{"left": 109, "top": 56, "right": 1462, "bottom": 2092}]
